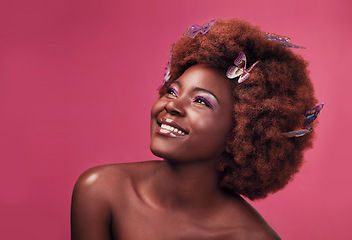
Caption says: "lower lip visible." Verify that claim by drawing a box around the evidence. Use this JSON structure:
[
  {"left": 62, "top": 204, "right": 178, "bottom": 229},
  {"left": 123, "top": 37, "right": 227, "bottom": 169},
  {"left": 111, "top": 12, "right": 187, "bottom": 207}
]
[{"left": 156, "top": 127, "right": 187, "bottom": 138}]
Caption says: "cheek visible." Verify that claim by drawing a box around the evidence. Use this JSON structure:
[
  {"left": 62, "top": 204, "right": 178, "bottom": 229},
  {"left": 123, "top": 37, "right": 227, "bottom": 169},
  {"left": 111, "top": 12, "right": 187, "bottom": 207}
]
[
  {"left": 194, "top": 115, "right": 231, "bottom": 141},
  {"left": 150, "top": 98, "right": 164, "bottom": 117}
]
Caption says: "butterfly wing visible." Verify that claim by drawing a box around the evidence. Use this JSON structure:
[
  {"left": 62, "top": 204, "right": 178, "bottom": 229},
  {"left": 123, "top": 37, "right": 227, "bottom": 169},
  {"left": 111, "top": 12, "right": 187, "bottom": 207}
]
[
  {"left": 157, "top": 44, "right": 174, "bottom": 90},
  {"left": 282, "top": 103, "right": 324, "bottom": 138},
  {"left": 185, "top": 25, "right": 201, "bottom": 38},
  {"left": 234, "top": 52, "right": 246, "bottom": 68},
  {"left": 264, "top": 32, "right": 305, "bottom": 49},
  {"left": 264, "top": 32, "right": 290, "bottom": 43},
  {"left": 303, "top": 103, "right": 324, "bottom": 128},
  {"left": 281, "top": 129, "right": 312, "bottom": 138},
  {"left": 238, "top": 72, "right": 250, "bottom": 83},
  {"left": 238, "top": 60, "right": 259, "bottom": 82},
  {"left": 163, "top": 62, "right": 171, "bottom": 82},
  {"left": 157, "top": 61, "right": 171, "bottom": 90},
  {"left": 226, "top": 66, "right": 244, "bottom": 79},
  {"left": 280, "top": 42, "right": 305, "bottom": 49},
  {"left": 200, "top": 19, "right": 217, "bottom": 34}
]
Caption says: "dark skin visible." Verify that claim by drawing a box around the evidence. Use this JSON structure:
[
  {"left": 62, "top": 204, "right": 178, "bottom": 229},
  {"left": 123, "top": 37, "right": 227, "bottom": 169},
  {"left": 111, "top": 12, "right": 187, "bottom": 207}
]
[{"left": 71, "top": 65, "right": 281, "bottom": 240}]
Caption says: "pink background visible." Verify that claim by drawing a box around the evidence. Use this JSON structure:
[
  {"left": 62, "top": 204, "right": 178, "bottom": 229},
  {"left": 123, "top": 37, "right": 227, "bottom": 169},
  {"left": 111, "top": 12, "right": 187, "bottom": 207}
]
[{"left": 0, "top": 0, "right": 351, "bottom": 239}]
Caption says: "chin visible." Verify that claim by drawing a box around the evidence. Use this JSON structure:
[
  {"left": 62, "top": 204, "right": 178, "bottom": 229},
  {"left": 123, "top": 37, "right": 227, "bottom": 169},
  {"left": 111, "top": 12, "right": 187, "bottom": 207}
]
[
  {"left": 150, "top": 143, "right": 179, "bottom": 162},
  {"left": 150, "top": 142, "right": 172, "bottom": 160},
  {"left": 149, "top": 144, "right": 162, "bottom": 158}
]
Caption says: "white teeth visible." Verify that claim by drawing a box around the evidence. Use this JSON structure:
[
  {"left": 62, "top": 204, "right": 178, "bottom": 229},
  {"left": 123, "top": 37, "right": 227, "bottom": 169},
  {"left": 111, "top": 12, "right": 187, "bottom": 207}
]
[{"left": 160, "top": 124, "right": 185, "bottom": 135}]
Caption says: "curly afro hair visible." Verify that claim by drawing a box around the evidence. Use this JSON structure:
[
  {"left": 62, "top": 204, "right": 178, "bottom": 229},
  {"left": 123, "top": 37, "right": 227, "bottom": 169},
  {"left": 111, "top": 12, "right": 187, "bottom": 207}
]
[{"left": 158, "top": 18, "right": 318, "bottom": 200}]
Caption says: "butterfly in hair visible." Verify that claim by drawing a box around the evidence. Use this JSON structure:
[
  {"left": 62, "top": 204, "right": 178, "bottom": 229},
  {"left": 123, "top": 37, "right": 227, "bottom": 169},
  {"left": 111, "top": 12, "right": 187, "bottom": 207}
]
[
  {"left": 184, "top": 19, "right": 217, "bottom": 38},
  {"left": 282, "top": 103, "right": 324, "bottom": 137},
  {"left": 226, "top": 52, "right": 259, "bottom": 83},
  {"left": 157, "top": 44, "right": 174, "bottom": 90},
  {"left": 264, "top": 32, "right": 305, "bottom": 49}
]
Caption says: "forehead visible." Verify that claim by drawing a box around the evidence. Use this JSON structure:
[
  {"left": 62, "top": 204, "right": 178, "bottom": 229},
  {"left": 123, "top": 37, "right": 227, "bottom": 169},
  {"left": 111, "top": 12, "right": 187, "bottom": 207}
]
[{"left": 175, "top": 64, "right": 232, "bottom": 100}]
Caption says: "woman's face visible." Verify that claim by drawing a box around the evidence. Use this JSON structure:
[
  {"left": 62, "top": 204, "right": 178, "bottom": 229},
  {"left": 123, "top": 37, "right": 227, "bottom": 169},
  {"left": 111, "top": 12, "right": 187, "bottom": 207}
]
[{"left": 150, "top": 64, "right": 233, "bottom": 163}]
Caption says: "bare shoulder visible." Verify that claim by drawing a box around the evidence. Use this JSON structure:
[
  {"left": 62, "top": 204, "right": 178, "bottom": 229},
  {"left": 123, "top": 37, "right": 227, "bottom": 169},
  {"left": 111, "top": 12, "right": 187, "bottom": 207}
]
[
  {"left": 73, "top": 161, "right": 161, "bottom": 201},
  {"left": 73, "top": 164, "right": 125, "bottom": 201},
  {"left": 222, "top": 195, "right": 281, "bottom": 240},
  {"left": 71, "top": 161, "right": 161, "bottom": 240}
]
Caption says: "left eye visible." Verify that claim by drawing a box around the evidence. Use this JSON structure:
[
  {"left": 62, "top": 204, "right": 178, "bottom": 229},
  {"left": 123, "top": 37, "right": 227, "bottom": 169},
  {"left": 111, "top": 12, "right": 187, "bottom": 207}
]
[
  {"left": 194, "top": 98, "right": 207, "bottom": 105},
  {"left": 193, "top": 96, "right": 213, "bottom": 108}
]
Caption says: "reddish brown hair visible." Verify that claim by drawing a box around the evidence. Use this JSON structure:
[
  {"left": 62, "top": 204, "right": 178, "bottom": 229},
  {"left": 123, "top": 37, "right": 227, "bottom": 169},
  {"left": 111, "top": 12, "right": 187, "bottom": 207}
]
[{"left": 159, "top": 19, "right": 318, "bottom": 200}]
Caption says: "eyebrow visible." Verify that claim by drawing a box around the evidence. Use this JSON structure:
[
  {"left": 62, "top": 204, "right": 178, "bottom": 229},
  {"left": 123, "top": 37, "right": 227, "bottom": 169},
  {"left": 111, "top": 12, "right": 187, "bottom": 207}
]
[
  {"left": 193, "top": 87, "right": 219, "bottom": 103},
  {"left": 173, "top": 81, "right": 182, "bottom": 88},
  {"left": 173, "top": 81, "right": 219, "bottom": 103}
]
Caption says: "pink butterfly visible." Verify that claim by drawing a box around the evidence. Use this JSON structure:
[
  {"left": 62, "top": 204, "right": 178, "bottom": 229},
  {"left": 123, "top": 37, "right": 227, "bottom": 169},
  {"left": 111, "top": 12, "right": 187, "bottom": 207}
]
[
  {"left": 157, "top": 44, "right": 174, "bottom": 90},
  {"left": 184, "top": 19, "right": 217, "bottom": 38},
  {"left": 282, "top": 103, "right": 324, "bottom": 137},
  {"left": 162, "top": 61, "right": 171, "bottom": 83},
  {"left": 264, "top": 32, "right": 305, "bottom": 49},
  {"left": 226, "top": 52, "right": 259, "bottom": 83}
]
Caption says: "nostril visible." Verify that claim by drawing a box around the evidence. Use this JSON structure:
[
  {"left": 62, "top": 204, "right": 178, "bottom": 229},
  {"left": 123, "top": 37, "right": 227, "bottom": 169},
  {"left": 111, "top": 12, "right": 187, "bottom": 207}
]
[
  {"left": 165, "top": 106, "right": 181, "bottom": 116},
  {"left": 164, "top": 99, "right": 185, "bottom": 116}
]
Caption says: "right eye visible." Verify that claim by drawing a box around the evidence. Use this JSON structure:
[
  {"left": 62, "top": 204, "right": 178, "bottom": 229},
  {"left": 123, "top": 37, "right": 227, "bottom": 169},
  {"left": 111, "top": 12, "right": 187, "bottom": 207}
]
[{"left": 166, "top": 85, "right": 178, "bottom": 97}]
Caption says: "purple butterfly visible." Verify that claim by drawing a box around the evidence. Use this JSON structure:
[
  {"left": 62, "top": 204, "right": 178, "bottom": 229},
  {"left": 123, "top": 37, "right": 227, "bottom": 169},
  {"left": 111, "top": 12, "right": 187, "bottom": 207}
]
[
  {"left": 226, "top": 52, "right": 259, "bottom": 83},
  {"left": 184, "top": 19, "right": 217, "bottom": 38},
  {"left": 157, "top": 44, "right": 174, "bottom": 90},
  {"left": 282, "top": 103, "right": 324, "bottom": 137},
  {"left": 264, "top": 32, "right": 305, "bottom": 49}
]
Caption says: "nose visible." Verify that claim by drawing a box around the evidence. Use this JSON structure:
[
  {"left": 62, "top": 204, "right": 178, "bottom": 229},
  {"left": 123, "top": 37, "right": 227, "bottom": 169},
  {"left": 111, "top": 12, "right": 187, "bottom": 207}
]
[{"left": 164, "top": 98, "right": 186, "bottom": 116}]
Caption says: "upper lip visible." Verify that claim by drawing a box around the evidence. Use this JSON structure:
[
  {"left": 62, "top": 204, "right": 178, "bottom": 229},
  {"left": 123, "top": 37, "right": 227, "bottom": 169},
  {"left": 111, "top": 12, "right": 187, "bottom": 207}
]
[{"left": 157, "top": 117, "right": 189, "bottom": 134}]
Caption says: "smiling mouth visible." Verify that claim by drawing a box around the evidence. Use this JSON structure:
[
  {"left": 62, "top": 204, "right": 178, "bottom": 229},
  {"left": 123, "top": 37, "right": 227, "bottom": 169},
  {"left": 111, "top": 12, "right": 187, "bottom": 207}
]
[
  {"left": 156, "top": 118, "right": 189, "bottom": 137},
  {"left": 160, "top": 123, "right": 187, "bottom": 135}
]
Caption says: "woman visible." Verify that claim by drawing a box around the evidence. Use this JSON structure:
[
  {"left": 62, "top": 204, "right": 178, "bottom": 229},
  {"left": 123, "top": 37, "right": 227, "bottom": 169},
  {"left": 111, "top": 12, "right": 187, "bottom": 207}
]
[{"left": 71, "top": 19, "right": 320, "bottom": 239}]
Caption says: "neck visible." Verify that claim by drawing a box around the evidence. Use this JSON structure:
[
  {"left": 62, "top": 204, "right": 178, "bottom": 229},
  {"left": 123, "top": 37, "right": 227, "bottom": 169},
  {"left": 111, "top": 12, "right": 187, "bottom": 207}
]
[{"left": 149, "top": 157, "right": 225, "bottom": 213}]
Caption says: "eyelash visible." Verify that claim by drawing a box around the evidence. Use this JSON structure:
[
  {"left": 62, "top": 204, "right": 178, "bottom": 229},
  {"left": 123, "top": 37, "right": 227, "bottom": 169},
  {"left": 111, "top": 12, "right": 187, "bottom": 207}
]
[
  {"left": 166, "top": 86, "right": 178, "bottom": 97},
  {"left": 166, "top": 85, "right": 215, "bottom": 109},
  {"left": 192, "top": 96, "right": 215, "bottom": 109}
]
